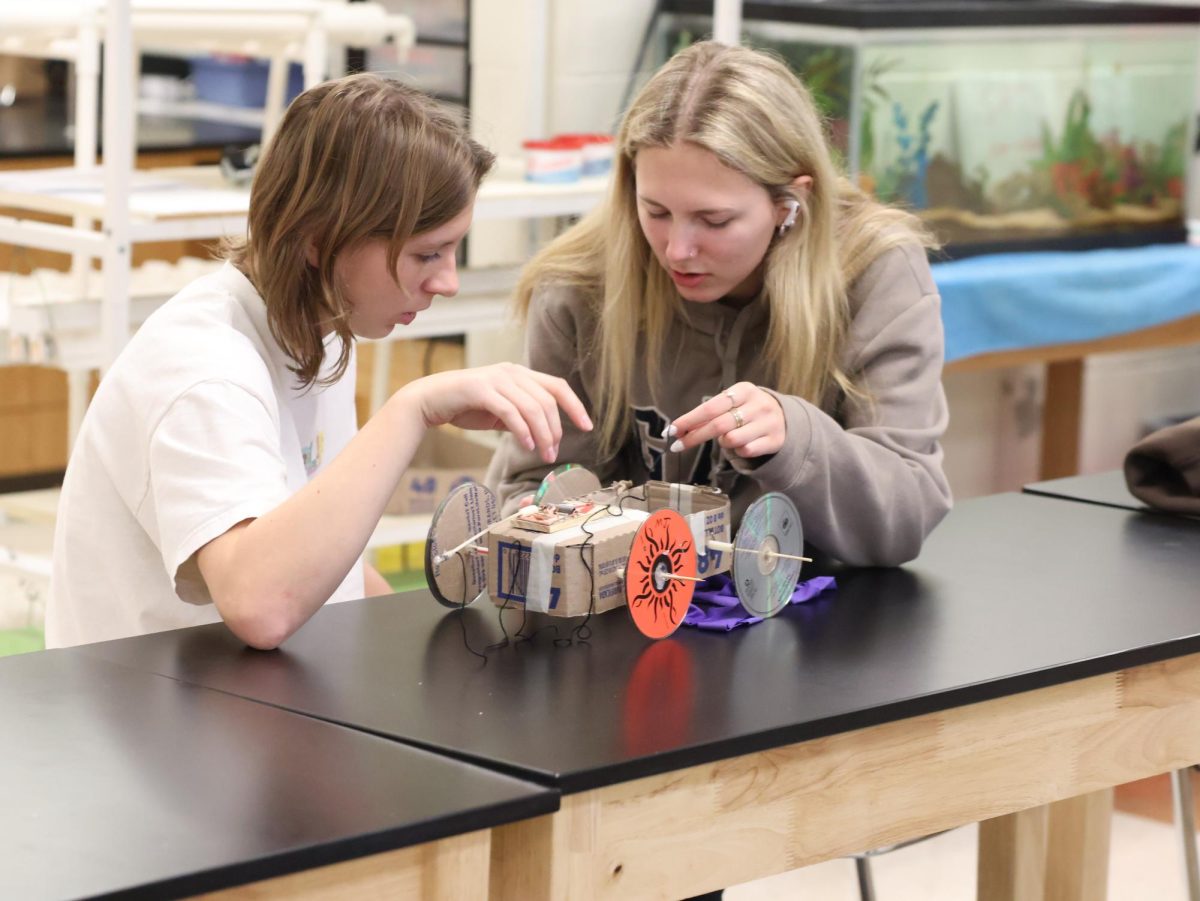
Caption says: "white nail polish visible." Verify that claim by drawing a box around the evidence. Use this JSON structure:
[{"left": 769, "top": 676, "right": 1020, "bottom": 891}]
[
  {"left": 669, "top": 439, "right": 683, "bottom": 453},
  {"left": 666, "top": 424, "right": 678, "bottom": 439}
]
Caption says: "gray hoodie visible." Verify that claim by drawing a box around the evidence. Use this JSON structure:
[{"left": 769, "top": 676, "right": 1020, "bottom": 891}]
[{"left": 486, "top": 241, "right": 951, "bottom": 566}]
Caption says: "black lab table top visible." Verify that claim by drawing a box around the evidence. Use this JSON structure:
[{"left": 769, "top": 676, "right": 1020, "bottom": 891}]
[
  {"left": 82, "top": 492, "right": 1200, "bottom": 794},
  {"left": 0, "top": 650, "right": 555, "bottom": 900},
  {"left": 1024, "top": 469, "right": 1148, "bottom": 513}
]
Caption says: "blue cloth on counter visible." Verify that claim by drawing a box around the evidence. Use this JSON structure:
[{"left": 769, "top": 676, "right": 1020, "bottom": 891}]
[
  {"left": 682, "top": 573, "right": 837, "bottom": 631},
  {"left": 932, "top": 243, "right": 1200, "bottom": 363}
]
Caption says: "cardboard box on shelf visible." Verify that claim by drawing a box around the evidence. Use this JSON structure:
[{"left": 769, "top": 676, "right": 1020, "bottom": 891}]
[
  {"left": 384, "top": 426, "right": 495, "bottom": 516},
  {"left": 0, "top": 56, "right": 49, "bottom": 99},
  {"left": 354, "top": 338, "right": 466, "bottom": 426}
]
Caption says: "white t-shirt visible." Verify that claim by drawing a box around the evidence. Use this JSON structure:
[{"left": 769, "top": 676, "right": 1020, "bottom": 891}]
[{"left": 46, "top": 262, "right": 364, "bottom": 647}]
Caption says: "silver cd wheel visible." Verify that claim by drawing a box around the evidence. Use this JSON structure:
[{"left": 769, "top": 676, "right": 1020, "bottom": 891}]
[{"left": 732, "top": 492, "right": 803, "bottom": 618}]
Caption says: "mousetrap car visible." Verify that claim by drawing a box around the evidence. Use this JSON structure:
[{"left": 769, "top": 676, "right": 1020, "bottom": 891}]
[{"left": 424, "top": 464, "right": 807, "bottom": 639}]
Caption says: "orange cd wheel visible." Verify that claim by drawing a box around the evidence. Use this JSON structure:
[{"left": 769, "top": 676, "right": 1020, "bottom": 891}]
[{"left": 625, "top": 509, "right": 697, "bottom": 639}]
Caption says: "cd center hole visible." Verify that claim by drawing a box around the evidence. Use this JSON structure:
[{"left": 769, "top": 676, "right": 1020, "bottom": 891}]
[
  {"left": 652, "top": 555, "right": 672, "bottom": 592},
  {"left": 757, "top": 535, "right": 779, "bottom": 574}
]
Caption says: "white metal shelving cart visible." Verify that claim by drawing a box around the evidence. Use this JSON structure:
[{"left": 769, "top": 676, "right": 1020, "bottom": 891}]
[{"left": 0, "top": 0, "right": 609, "bottom": 553}]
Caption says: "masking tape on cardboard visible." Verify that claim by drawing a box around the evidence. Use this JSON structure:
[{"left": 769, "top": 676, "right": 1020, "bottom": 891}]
[
  {"left": 686, "top": 509, "right": 707, "bottom": 554},
  {"left": 670, "top": 482, "right": 692, "bottom": 515},
  {"left": 525, "top": 508, "right": 650, "bottom": 613}
]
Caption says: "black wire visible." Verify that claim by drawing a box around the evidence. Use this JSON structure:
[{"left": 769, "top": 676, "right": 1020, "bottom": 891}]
[
  {"left": 507, "top": 538, "right": 560, "bottom": 645},
  {"left": 516, "top": 621, "right": 562, "bottom": 646},
  {"left": 561, "top": 485, "right": 650, "bottom": 646},
  {"left": 489, "top": 536, "right": 541, "bottom": 650},
  {"left": 457, "top": 483, "right": 650, "bottom": 654},
  {"left": 454, "top": 550, "right": 488, "bottom": 664}
]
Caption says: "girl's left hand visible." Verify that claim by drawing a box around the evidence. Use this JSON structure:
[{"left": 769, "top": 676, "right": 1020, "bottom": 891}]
[{"left": 665, "top": 381, "right": 786, "bottom": 459}]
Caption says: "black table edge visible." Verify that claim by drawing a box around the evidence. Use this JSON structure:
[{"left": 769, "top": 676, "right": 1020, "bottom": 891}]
[
  {"left": 58, "top": 660, "right": 561, "bottom": 900},
  {"left": 550, "top": 633, "right": 1200, "bottom": 793},
  {"left": 1021, "top": 483, "right": 1200, "bottom": 522},
  {"left": 88, "top": 788, "right": 557, "bottom": 901},
  {"left": 1021, "top": 484, "right": 1146, "bottom": 515},
  {"left": 89, "top": 631, "right": 1200, "bottom": 796}
]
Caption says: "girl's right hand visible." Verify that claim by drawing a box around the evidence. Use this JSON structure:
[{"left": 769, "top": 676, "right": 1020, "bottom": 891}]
[{"left": 402, "top": 363, "right": 593, "bottom": 464}]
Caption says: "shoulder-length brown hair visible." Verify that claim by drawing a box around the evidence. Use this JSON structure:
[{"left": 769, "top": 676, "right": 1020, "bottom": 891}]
[{"left": 228, "top": 73, "right": 495, "bottom": 387}]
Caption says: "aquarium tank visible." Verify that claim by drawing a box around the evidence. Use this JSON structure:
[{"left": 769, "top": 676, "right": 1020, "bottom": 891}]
[{"left": 645, "top": 0, "right": 1200, "bottom": 253}]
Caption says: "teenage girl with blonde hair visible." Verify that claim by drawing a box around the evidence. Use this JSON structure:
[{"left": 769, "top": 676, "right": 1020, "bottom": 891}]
[
  {"left": 48, "top": 74, "right": 590, "bottom": 649},
  {"left": 489, "top": 40, "right": 950, "bottom": 565}
]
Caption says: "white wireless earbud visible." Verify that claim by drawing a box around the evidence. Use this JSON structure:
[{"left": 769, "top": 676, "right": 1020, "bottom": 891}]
[{"left": 778, "top": 199, "right": 800, "bottom": 237}]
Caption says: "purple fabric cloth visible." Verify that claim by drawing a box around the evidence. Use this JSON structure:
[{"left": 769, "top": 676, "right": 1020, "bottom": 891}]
[{"left": 682, "top": 573, "right": 837, "bottom": 631}]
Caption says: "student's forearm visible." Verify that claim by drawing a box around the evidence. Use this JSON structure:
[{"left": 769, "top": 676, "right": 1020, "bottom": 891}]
[{"left": 212, "top": 385, "right": 426, "bottom": 645}]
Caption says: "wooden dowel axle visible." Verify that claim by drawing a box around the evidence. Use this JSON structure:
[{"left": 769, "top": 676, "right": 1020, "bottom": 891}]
[
  {"left": 433, "top": 505, "right": 536, "bottom": 564},
  {"left": 706, "top": 539, "right": 811, "bottom": 563},
  {"left": 617, "top": 568, "right": 705, "bottom": 583}
]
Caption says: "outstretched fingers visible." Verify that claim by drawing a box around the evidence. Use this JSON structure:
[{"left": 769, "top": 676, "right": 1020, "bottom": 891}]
[
  {"left": 493, "top": 365, "right": 593, "bottom": 463},
  {"left": 666, "top": 382, "right": 785, "bottom": 459},
  {"left": 530, "top": 370, "right": 593, "bottom": 434}
]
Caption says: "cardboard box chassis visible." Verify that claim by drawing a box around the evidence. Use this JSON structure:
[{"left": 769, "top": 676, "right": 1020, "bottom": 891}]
[{"left": 423, "top": 467, "right": 808, "bottom": 640}]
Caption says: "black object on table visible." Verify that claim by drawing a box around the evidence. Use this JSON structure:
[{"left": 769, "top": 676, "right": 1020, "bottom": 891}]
[
  {"left": 660, "top": 0, "right": 1200, "bottom": 29},
  {"left": 0, "top": 650, "right": 556, "bottom": 900},
  {"left": 80, "top": 492, "right": 1200, "bottom": 796},
  {"left": 1022, "top": 468, "right": 1200, "bottom": 519}
]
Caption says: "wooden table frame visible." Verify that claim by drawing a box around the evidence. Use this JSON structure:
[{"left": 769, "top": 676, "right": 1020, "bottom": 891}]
[
  {"left": 199, "top": 830, "right": 492, "bottom": 900},
  {"left": 486, "top": 651, "right": 1200, "bottom": 901},
  {"left": 946, "top": 312, "right": 1200, "bottom": 482}
]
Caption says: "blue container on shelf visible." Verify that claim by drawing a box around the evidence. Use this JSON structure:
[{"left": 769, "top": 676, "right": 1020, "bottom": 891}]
[{"left": 191, "top": 55, "right": 305, "bottom": 108}]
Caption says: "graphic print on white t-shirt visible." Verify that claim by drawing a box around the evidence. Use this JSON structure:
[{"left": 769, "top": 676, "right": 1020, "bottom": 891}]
[{"left": 302, "top": 432, "right": 324, "bottom": 476}]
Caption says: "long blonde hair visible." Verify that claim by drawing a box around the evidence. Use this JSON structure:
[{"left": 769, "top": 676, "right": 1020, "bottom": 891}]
[
  {"left": 229, "top": 73, "right": 494, "bottom": 387},
  {"left": 515, "top": 41, "right": 933, "bottom": 456}
]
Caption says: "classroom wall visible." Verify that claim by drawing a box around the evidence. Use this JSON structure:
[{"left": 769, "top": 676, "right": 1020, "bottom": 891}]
[
  {"left": 468, "top": 0, "right": 644, "bottom": 269},
  {"left": 1081, "top": 345, "right": 1200, "bottom": 472},
  {"left": 942, "top": 346, "right": 1200, "bottom": 500},
  {"left": 470, "top": 0, "right": 645, "bottom": 150},
  {"left": 942, "top": 367, "right": 1042, "bottom": 499},
  {"left": 544, "top": 1, "right": 651, "bottom": 137}
]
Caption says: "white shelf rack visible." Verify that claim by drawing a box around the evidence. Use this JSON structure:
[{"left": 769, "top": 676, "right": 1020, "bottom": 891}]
[
  {"left": 0, "top": 160, "right": 607, "bottom": 428},
  {"left": 0, "top": 0, "right": 608, "bottom": 566},
  {"left": 0, "top": 1, "right": 419, "bottom": 454},
  {"left": 2, "top": 2, "right": 416, "bottom": 146}
]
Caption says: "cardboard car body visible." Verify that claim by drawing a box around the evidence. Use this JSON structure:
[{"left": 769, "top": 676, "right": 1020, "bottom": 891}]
[{"left": 482, "top": 481, "right": 731, "bottom": 618}]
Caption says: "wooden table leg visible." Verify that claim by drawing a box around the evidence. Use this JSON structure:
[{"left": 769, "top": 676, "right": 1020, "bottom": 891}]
[
  {"left": 978, "top": 805, "right": 1049, "bottom": 901},
  {"left": 1039, "top": 359, "right": 1084, "bottom": 480},
  {"left": 977, "top": 788, "right": 1113, "bottom": 901},
  {"left": 196, "top": 828, "right": 492, "bottom": 900},
  {"left": 1044, "top": 789, "right": 1112, "bottom": 901},
  {"left": 490, "top": 807, "right": 574, "bottom": 901}
]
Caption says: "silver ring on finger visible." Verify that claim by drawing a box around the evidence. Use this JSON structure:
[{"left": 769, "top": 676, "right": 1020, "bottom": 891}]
[
  {"left": 724, "top": 388, "right": 737, "bottom": 411},
  {"left": 730, "top": 406, "right": 745, "bottom": 429}
]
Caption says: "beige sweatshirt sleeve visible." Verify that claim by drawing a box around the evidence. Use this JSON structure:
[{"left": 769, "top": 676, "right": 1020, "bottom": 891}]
[
  {"left": 729, "top": 243, "right": 953, "bottom": 565},
  {"left": 486, "top": 285, "right": 615, "bottom": 514}
]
